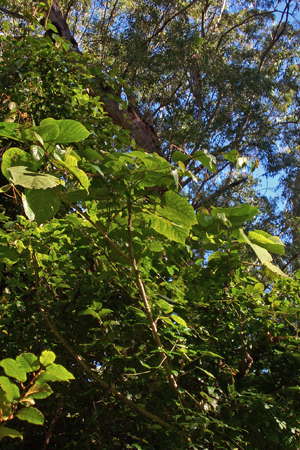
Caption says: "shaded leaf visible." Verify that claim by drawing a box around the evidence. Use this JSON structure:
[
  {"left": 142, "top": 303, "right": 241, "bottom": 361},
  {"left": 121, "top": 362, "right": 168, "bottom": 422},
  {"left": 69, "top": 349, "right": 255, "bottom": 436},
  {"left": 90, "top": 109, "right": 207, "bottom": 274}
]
[
  {"left": 0, "top": 426, "right": 23, "bottom": 441},
  {"left": 0, "top": 376, "right": 20, "bottom": 402},
  {"left": 25, "top": 382, "right": 53, "bottom": 400},
  {"left": 16, "top": 407, "right": 44, "bottom": 425},
  {"left": 22, "top": 189, "right": 61, "bottom": 224}
]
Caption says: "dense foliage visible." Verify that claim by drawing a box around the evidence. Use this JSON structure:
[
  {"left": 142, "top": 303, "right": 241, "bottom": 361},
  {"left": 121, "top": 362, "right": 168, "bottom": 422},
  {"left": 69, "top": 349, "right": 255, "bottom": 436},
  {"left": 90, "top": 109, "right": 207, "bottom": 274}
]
[{"left": 0, "top": 1, "right": 299, "bottom": 448}]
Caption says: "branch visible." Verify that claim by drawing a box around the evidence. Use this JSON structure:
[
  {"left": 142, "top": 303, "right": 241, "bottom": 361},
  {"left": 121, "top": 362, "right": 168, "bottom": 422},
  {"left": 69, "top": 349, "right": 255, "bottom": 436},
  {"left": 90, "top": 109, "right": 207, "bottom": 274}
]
[
  {"left": 216, "top": 11, "right": 275, "bottom": 50},
  {"left": 193, "top": 176, "right": 248, "bottom": 209},
  {"left": 43, "top": 1, "right": 162, "bottom": 153},
  {"left": 0, "top": 6, "right": 26, "bottom": 20},
  {"left": 127, "top": 197, "right": 178, "bottom": 391},
  {"left": 146, "top": 0, "right": 201, "bottom": 43},
  {"left": 40, "top": 306, "right": 171, "bottom": 428},
  {"left": 259, "top": 0, "right": 291, "bottom": 71}
]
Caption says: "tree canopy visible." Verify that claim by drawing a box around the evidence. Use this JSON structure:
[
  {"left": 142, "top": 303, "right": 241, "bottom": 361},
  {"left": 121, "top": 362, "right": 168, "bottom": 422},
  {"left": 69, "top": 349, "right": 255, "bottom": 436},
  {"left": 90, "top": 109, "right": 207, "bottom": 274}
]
[{"left": 0, "top": 1, "right": 299, "bottom": 448}]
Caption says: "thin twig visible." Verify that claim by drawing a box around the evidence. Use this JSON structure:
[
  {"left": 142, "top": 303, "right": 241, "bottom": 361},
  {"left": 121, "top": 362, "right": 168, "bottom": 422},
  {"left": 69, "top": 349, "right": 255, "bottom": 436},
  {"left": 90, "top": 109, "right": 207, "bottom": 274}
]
[
  {"left": 126, "top": 197, "right": 178, "bottom": 391},
  {"left": 40, "top": 307, "right": 171, "bottom": 428},
  {"left": 146, "top": 0, "right": 201, "bottom": 43}
]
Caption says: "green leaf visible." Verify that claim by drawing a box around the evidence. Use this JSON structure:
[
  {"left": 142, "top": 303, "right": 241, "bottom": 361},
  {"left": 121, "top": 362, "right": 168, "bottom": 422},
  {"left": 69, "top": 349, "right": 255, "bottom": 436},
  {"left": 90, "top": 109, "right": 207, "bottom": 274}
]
[
  {"left": 25, "top": 382, "right": 53, "bottom": 400},
  {"left": 34, "top": 120, "right": 60, "bottom": 143},
  {"left": 1, "top": 148, "right": 40, "bottom": 180},
  {"left": 0, "top": 426, "right": 23, "bottom": 441},
  {"left": 171, "top": 314, "right": 187, "bottom": 327},
  {"left": 37, "top": 364, "right": 74, "bottom": 382},
  {"left": 172, "top": 150, "right": 190, "bottom": 162},
  {"left": 0, "top": 359, "right": 26, "bottom": 382},
  {"left": 156, "top": 299, "right": 174, "bottom": 314},
  {"left": 46, "top": 23, "right": 58, "bottom": 33},
  {"left": 16, "top": 407, "right": 44, "bottom": 425},
  {"left": 212, "top": 204, "right": 259, "bottom": 227},
  {"left": 148, "top": 191, "right": 197, "bottom": 244},
  {"left": 248, "top": 230, "right": 285, "bottom": 255},
  {"left": 224, "top": 149, "right": 239, "bottom": 163},
  {"left": 56, "top": 153, "right": 90, "bottom": 190},
  {"left": 200, "top": 351, "right": 223, "bottom": 359},
  {"left": 40, "top": 351, "right": 56, "bottom": 367},
  {"left": 263, "top": 261, "right": 288, "bottom": 277},
  {"left": 16, "top": 353, "right": 40, "bottom": 373},
  {"left": 199, "top": 368, "right": 216, "bottom": 379},
  {"left": 193, "top": 150, "right": 216, "bottom": 172},
  {"left": 0, "top": 122, "right": 21, "bottom": 141},
  {"left": 239, "top": 229, "right": 288, "bottom": 277},
  {"left": 0, "top": 245, "right": 19, "bottom": 265},
  {"left": 8, "top": 166, "right": 62, "bottom": 189},
  {"left": 0, "top": 376, "right": 20, "bottom": 402},
  {"left": 22, "top": 189, "right": 61, "bottom": 224},
  {"left": 36, "top": 119, "right": 90, "bottom": 144}
]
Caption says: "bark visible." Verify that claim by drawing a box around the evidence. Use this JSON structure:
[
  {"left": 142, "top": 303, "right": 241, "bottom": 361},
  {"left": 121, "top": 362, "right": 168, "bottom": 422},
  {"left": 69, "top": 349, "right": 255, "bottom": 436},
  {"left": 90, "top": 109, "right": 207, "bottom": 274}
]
[{"left": 48, "top": 1, "right": 161, "bottom": 154}]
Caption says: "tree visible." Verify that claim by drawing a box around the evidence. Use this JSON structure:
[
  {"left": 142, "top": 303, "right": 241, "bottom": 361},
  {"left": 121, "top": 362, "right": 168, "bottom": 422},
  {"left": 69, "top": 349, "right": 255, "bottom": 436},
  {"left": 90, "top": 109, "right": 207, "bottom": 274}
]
[{"left": 0, "top": 1, "right": 299, "bottom": 448}]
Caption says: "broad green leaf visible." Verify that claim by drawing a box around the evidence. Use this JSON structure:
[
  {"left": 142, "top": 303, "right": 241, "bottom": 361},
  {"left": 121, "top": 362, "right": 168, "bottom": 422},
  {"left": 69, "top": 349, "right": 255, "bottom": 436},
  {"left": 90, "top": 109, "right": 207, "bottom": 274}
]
[
  {"left": 0, "top": 376, "right": 20, "bottom": 402},
  {"left": 193, "top": 150, "right": 216, "bottom": 172},
  {"left": 40, "top": 351, "right": 56, "bottom": 367},
  {"left": 150, "top": 215, "right": 189, "bottom": 244},
  {"left": 264, "top": 261, "right": 288, "bottom": 277},
  {"left": 34, "top": 120, "right": 60, "bottom": 143},
  {"left": 0, "top": 122, "right": 21, "bottom": 141},
  {"left": 156, "top": 299, "right": 174, "bottom": 314},
  {"left": 16, "top": 353, "right": 40, "bottom": 373},
  {"left": 248, "top": 230, "right": 285, "bottom": 255},
  {"left": 37, "top": 364, "right": 74, "bottom": 382},
  {"left": 8, "top": 166, "right": 62, "bottom": 189},
  {"left": 22, "top": 189, "right": 61, "bottom": 224},
  {"left": 239, "top": 229, "right": 288, "bottom": 277},
  {"left": 25, "top": 382, "right": 53, "bottom": 400},
  {"left": 1, "top": 148, "right": 40, "bottom": 180},
  {"left": 16, "top": 407, "right": 44, "bottom": 425},
  {"left": 148, "top": 191, "right": 197, "bottom": 244},
  {"left": 37, "top": 119, "right": 90, "bottom": 144},
  {"left": 0, "top": 359, "right": 26, "bottom": 382},
  {"left": 0, "top": 426, "right": 23, "bottom": 441}
]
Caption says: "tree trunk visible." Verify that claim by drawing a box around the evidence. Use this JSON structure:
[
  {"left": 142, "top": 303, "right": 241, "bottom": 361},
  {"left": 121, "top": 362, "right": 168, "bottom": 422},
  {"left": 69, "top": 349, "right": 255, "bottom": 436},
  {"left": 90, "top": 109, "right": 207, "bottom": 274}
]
[{"left": 48, "top": 1, "right": 161, "bottom": 154}]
